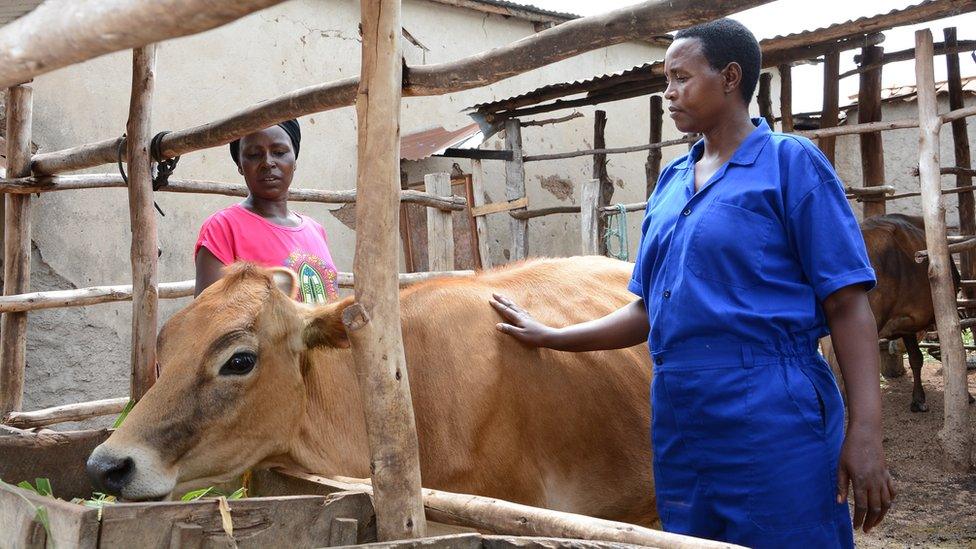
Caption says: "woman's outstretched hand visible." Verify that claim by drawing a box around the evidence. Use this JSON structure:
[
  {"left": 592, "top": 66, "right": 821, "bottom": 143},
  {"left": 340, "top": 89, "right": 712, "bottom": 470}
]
[{"left": 490, "top": 293, "right": 556, "bottom": 348}]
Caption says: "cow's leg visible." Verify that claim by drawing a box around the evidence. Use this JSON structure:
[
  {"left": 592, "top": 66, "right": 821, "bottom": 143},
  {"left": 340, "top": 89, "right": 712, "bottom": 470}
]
[{"left": 903, "top": 335, "right": 928, "bottom": 412}]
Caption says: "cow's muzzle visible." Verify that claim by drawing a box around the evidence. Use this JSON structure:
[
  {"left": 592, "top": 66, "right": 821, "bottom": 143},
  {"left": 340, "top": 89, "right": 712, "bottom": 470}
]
[
  {"left": 86, "top": 452, "right": 134, "bottom": 496},
  {"left": 86, "top": 443, "right": 174, "bottom": 500}
]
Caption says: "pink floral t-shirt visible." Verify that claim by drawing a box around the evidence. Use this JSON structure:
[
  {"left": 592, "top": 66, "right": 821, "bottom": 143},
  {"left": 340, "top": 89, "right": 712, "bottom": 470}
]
[{"left": 194, "top": 204, "right": 339, "bottom": 303}]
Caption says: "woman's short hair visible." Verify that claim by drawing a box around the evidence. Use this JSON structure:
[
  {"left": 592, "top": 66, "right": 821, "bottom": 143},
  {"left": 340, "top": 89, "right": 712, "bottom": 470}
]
[
  {"left": 675, "top": 18, "right": 761, "bottom": 103},
  {"left": 229, "top": 119, "right": 301, "bottom": 165}
]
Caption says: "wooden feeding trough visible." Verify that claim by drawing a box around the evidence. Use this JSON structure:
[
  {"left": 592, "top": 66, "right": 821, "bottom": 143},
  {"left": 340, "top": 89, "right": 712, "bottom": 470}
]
[{"left": 0, "top": 427, "right": 738, "bottom": 549}]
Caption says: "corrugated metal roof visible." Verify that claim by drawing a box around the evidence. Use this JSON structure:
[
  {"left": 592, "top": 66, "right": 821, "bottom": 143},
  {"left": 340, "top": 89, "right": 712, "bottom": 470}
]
[
  {"left": 844, "top": 75, "right": 976, "bottom": 103},
  {"left": 466, "top": 0, "right": 577, "bottom": 21},
  {"left": 468, "top": 62, "right": 663, "bottom": 112},
  {"left": 423, "top": 0, "right": 576, "bottom": 23},
  {"left": 401, "top": 123, "right": 483, "bottom": 161}
]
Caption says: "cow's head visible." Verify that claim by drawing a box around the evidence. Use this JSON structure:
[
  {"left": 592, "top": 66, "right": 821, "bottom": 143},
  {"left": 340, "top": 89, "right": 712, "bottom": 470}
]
[{"left": 86, "top": 263, "right": 351, "bottom": 500}]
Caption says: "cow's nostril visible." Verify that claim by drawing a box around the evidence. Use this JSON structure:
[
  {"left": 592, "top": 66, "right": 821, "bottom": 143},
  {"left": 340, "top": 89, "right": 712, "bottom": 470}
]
[{"left": 86, "top": 454, "right": 135, "bottom": 496}]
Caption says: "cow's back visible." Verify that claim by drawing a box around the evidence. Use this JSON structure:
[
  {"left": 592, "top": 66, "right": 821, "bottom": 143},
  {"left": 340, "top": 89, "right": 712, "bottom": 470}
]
[{"left": 398, "top": 256, "right": 655, "bottom": 525}]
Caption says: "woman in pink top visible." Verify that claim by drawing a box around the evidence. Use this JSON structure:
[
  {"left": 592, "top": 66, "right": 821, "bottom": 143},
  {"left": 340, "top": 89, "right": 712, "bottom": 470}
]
[{"left": 194, "top": 119, "right": 340, "bottom": 303}]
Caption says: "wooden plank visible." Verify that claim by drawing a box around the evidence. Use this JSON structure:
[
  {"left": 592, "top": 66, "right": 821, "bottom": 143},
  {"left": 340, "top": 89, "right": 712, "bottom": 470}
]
[
  {"left": 339, "top": 533, "right": 483, "bottom": 549},
  {"left": 425, "top": 173, "right": 454, "bottom": 272},
  {"left": 125, "top": 45, "right": 158, "bottom": 400},
  {"left": 945, "top": 27, "right": 976, "bottom": 303},
  {"left": 859, "top": 45, "right": 886, "bottom": 219},
  {"left": 504, "top": 119, "right": 527, "bottom": 261},
  {"left": 757, "top": 72, "right": 774, "bottom": 128},
  {"left": 646, "top": 95, "right": 663, "bottom": 198},
  {"left": 778, "top": 64, "right": 793, "bottom": 133},
  {"left": 511, "top": 206, "right": 580, "bottom": 220},
  {"left": 3, "top": 397, "right": 128, "bottom": 429},
  {"left": 0, "top": 428, "right": 112, "bottom": 500},
  {"left": 914, "top": 29, "right": 972, "bottom": 471},
  {"left": 99, "top": 493, "right": 373, "bottom": 547},
  {"left": 818, "top": 51, "right": 840, "bottom": 164},
  {"left": 470, "top": 160, "right": 492, "bottom": 269},
  {"left": 29, "top": 0, "right": 772, "bottom": 175},
  {"left": 0, "top": 84, "right": 31, "bottom": 415},
  {"left": 346, "top": 0, "right": 426, "bottom": 540},
  {"left": 580, "top": 179, "right": 600, "bottom": 255},
  {"left": 0, "top": 481, "right": 100, "bottom": 549},
  {"left": 0, "top": 0, "right": 288, "bottom": 90},
  {"left": 0, "top": 174, "right": 467, "bottom": 210},
  {"left": 470, "top": 198, "right": 528, "bottom": 218},
  {"left": 330, "top": 517, "right": 361, "bottom": 546}
]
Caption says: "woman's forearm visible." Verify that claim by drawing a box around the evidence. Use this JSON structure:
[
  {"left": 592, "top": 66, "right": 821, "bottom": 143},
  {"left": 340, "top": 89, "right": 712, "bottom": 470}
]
[{"left": 545, "top": 299, "right": 650, "bottom": 352}]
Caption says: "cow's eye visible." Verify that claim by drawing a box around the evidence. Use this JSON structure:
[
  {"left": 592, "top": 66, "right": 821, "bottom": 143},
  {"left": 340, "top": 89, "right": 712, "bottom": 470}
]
[{"left": 220, "top": 352, "right": 257, "bottom": 376}]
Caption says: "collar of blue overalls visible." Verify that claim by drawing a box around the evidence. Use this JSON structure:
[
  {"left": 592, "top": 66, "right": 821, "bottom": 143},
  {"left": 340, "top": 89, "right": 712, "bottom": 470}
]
[{"left": 676, "top": 117, "right": 772, "bottom": 171}]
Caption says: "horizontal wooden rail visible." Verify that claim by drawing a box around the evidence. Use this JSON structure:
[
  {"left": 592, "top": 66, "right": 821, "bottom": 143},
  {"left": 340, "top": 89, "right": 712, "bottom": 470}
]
[
  {"left": 916, "top": 238, "right": 976, "bottom": 263},
  {"left": 2, "top": 397, "right": 128, "bottom": 429},
  {"left": 522, "top": 136, "right": 697, "bottom": 162},
  {"left": 510, "top": 206, "right": 580, "bottom": 220},
  {"left": 0, "top": 174, "right": 467, "bottom": 211},
  {"left": 0, "top": 271, "right": 476, "bottom": 313}
]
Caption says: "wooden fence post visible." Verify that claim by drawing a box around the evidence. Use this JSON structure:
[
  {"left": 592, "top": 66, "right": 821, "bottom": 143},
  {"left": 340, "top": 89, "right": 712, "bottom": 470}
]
[
  {"left": 125, "top": 45, "right": 158, "bottom": 400},
  {"left": 581, "top": 179, "right": 600, "bottom": 255},
  {"left": 819, "top": 51, "right": 840, "bottom": 164},
  {"left": 757, "top": 72, "right": 774, "bottom": 128},
  {"left": 945, "top": 27, "right": 976, "bottom": 304},
  {"left": 424, "top": 173, "right": 454, "bottom": 271},
  {"left": 646, "top": 96, "right": 663, "bottom": 198},
  {"left": 504, "top": 119, "right": 527, "bottom": 261},
  {"left": 593, "top": 110, "right": 612, "bottom": 254},
  {"left": 0, "top": 83, "right": 31, "bottom": 415},
  {"left": 915, "top": 29, "right": 972, "bottom": 471},
  {"left": 470, "top": 159, "right": 493, "bottom": 269},
  {"left": 859, "top": 45, "right": 886, "bottom": 219},
  {"left": 778, "top": 64, "right": 793, "bottom": 133},
  {"left": 345, "top": 0, "right": 427, "bottom": 539}
]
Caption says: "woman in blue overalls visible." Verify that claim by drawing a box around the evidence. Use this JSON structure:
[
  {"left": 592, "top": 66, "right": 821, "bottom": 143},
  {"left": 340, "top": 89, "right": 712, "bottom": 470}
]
[{"left": 490, "top": 18, "right": 894, "bottom": 548}]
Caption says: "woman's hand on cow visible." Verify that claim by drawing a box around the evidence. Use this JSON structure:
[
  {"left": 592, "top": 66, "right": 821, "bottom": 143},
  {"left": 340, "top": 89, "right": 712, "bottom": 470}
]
[
  {"left": 837, "top": 422, "right": 896, "bottom": 533},
  {"left": 490, "top": 293, "right": 556, "bottom": 348}
]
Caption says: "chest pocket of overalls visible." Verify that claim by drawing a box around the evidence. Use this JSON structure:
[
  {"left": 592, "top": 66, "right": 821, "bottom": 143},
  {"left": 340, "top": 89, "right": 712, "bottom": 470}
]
[{"left": 687, "top": 201, "right": 774, "bottom": 289}]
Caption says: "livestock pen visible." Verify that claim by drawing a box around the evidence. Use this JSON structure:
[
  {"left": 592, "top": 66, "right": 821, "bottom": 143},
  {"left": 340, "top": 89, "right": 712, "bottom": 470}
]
[{"left": 0, "top": 0, "right": 973, "bottom": 547}]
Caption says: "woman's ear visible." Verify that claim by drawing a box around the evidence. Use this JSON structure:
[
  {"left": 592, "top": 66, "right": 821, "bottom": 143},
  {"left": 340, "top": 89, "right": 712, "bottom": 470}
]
[
  {"left": 238, "top": 163, "right": 244, "bottom": 176},
  {"left": 722, "top": 62, "right": 743, "bottom": 96}
]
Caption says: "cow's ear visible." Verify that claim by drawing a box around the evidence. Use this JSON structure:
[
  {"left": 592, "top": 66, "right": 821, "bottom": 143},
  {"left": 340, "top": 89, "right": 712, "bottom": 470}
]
[
  {"left": 303, "top": 297, "right": 353, "bottom": 349},
  {"left": 269, "top": 267, "right": 299, "bottom": 299}
]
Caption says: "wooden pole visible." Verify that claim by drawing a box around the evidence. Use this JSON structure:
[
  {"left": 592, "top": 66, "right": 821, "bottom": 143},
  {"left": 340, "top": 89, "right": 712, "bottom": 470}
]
[
  {"left": 125, "top": 46, "right": 158, "bottom": 401},
  {"left": 859, "top": 46, "right": 886, "bottom": 219},
  {"left": 914, "top": 29, "right": 972, "bottom": 472},
  {"left": 3, "top": 397, "right": 129, "bottom": 429},
  {"left": 646, "top": 96, "right": 663, "bottom": 198},
  {"left": 345, "top": 0, "right": 427, "bottom": 539},
  {"left": 504, "top": 119, "right": 527, "bottom": 261},
  {"left": 593, "top": 110, "right": 612, "bottom": 255},
  {"left": 581, "top": 179, "right": 600, "bottom": 255},
  {"left": 945, "top": 27, "right": 976, "bottom": 304},
  {"left": 0, "top": 84, "right": 31, "bottom": 415},
  {"left": 778, "top": 64, "right": 794, "bottom": 133},
  {"left": 757, "top": 72, "right": 774, "bottom": 128},
  {"left": 470, "top": 160, "right": 493, "bottom": 269},
  {"left": 819, "top": 51, "right": 840, "bottom": 164},
  {"left": 424, "top": 173, "right": 454, "bottom": 272},
  {"left": 0, "top": 280, "right": 194, "bottom": 313},
  {"left": 0, "top": 0, "right": 288, "bottom": 91}
]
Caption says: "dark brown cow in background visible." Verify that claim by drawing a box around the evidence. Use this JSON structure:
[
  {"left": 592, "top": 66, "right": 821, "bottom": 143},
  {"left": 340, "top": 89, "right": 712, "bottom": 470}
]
[{"left": 825, "top": 214, "right": 969, "bottom": 412}]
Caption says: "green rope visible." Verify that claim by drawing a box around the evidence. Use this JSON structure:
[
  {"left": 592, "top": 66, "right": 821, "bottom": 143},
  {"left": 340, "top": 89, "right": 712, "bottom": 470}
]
[{"left": 603, "top": 203, "right": 629, "bottom": 261}]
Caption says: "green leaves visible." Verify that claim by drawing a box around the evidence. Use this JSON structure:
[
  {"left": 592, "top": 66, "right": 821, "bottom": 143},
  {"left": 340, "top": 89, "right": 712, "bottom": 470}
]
[
  {"left": 112, "top": 399, "right": 136, "bottom": 429},
  {"left": 180, "top": 485, "right": 247, "bottom": 502}
]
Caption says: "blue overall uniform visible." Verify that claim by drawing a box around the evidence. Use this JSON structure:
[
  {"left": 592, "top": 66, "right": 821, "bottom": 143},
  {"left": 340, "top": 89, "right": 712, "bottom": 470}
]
[{"left": 629, "top": 118, "right": 875, "bottom": 548}]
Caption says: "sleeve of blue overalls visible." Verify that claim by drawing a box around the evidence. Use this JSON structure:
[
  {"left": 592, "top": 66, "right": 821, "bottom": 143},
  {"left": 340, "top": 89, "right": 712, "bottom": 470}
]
[{"left": 786, "top": 140, "right": 877, "bottom": 302}]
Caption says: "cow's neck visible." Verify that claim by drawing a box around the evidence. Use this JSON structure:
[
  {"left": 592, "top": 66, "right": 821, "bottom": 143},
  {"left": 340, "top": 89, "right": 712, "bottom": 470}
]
[{"left": 266, "top": 346, "right": 371, "bottom": 477}]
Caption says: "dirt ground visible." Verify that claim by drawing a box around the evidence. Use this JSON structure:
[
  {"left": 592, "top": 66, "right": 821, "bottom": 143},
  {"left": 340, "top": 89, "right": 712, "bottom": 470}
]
[{"left": 853, "top": 361, "right": 976, "bottom": 549}]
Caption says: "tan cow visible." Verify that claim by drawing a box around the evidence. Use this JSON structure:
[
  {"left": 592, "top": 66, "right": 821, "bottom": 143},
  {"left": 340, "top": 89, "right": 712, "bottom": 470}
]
[{"left": 87, "top": 256, "right": 656, "bottom": 525}]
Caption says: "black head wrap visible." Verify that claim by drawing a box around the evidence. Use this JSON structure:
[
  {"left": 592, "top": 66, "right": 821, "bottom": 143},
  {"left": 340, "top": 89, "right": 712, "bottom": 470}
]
[{"left": 229, "top": 119, "right": 301, "bottom": 165}]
